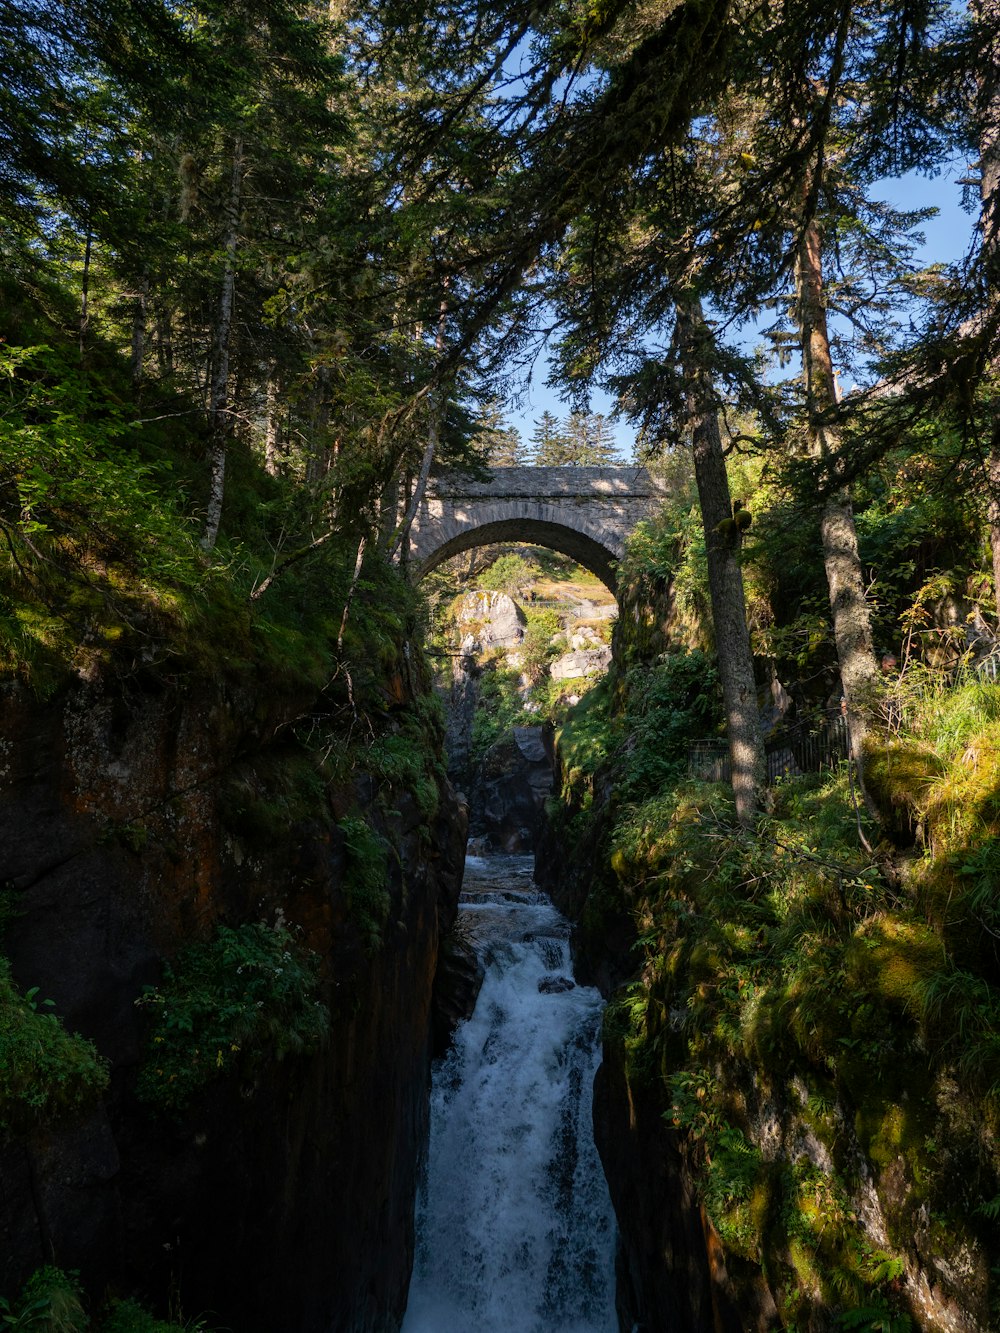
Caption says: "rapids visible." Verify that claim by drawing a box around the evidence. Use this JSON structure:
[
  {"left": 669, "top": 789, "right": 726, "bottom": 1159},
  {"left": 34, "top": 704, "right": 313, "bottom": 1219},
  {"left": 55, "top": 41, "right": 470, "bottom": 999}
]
[{"left": 403, "top": 855, "right": 617, "bottom": 1333}]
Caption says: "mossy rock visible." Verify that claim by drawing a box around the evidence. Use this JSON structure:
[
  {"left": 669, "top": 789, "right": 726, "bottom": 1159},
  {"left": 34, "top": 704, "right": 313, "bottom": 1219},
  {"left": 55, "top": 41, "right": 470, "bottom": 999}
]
[
  {"left": 864, "top": 739, "right": 944, "bottom": 844},
  {"left": 923, "top": 730, "right": 1000, "bottom": 853},
  {"left": 845, "top": 917, "right": 944, "bottom": 1017}
]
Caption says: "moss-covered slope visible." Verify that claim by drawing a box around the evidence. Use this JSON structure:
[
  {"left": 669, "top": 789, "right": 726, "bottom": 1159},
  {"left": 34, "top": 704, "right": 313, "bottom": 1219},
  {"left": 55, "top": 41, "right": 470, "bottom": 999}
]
[{"left": 539, "top": 662, "right": 1000, "bottom": 1333}]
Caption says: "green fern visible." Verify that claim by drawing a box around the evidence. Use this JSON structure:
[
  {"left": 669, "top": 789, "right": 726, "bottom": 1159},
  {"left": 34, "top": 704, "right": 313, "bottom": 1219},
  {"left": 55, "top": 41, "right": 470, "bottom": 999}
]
[{"left": 836, "top": 1305, "right": 911, "bottom": 1333}]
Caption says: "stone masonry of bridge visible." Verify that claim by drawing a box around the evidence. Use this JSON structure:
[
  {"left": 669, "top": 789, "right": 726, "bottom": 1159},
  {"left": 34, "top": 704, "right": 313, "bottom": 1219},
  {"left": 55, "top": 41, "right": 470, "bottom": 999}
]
[{"left": 408, "top": 465, "right": 668, "bottom": 591}]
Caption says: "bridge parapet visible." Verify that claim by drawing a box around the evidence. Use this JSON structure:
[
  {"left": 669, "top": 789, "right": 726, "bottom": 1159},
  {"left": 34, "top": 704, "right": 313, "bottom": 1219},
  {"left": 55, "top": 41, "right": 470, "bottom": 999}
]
[
  {"left": 410, "top": 465, "right": 668, "bottom": 592},
  {"left": 423, "top": 465, "right": 666, "bottom": 500}
]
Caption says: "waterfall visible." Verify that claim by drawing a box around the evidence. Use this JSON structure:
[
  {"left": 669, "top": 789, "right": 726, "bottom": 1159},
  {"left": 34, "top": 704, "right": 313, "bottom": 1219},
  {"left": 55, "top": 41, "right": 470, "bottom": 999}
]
[{"left": 403, "top": 856, "right": 617, "bottom": 1333}]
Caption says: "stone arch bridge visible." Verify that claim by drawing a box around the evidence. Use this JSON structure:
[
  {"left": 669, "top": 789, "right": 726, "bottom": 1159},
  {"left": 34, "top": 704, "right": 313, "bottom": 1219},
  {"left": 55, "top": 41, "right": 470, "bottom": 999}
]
[{"left": 408, "top": 465, "right": 668, "bottom": 592}]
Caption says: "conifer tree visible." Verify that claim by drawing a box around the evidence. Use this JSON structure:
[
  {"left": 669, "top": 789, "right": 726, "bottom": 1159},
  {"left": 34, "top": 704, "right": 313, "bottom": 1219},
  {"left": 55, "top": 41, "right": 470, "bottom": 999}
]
[
  {"left": 475, "top": 402, "right": 525, "bottom": 466},
  {"left": 529, "top": 411, "right": 572, "bottom": 465}
]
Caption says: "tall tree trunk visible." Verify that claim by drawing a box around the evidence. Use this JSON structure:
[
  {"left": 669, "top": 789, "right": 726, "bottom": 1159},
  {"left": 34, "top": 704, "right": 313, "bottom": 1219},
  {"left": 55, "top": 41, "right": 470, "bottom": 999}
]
[
  {"left": 678, "top": 301, "right": 765, "bottom": 827},
  {"left": 156, "top": 301, "right": 175, "bottom": 377},
  {"left": 264, "top": 367, "right": 281, "bottom": 476},
  {"left": 387, "top": 288, "right": 450, "bottom": 562},
  {"left": 795, "top": 217, "right": 879, "bottom": 786},
  {"left": 337, "top": 531, "right": 369, "bottom": 711},
  {"left": 202, "top": 136, "right": 244, "bottom": 552},
  {"left": 976, "top": 0, "right": 1000, "bottom": 265},
  {"left": 131, "top": 274, "right": 148, "bottom": 386},
  {"left": 306, "top": 363, "right": 332, "bottom": 484},
  {"left": 79, "top": 225, "right": 93, "bottom": 361},
  {"left": 388, "top": 407, "right": 440, "bottom": 563},
  {"left": 973, "top": 0, "right": 1000, "bottom": 619},
  {"left": 988, "top": 448, "right": 1000, "bottom": 626}
]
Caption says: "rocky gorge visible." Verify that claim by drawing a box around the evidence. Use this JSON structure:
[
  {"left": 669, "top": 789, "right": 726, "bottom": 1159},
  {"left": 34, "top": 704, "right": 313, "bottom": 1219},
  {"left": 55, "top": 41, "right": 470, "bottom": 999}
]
[
  {"left": 532, "top": 585, "right": 1000, "bottom": 1332},
  {"left": 4, "top": 533, "right": 1000, "bottom": 1333},
  {"left": 0, "top": 632, "right": 466, "bottom": 1331}
]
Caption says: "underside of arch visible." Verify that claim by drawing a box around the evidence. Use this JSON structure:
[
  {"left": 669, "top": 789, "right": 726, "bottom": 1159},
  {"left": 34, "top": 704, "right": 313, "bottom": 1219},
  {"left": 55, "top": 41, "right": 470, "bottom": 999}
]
[{"left": 411, "top": 518, "right": 620, "bottom": 592}]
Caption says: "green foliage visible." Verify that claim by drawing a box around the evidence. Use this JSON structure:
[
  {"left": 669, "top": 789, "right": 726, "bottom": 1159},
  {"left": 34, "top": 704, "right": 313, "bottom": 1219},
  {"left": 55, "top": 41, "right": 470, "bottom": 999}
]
[
  {"left": 853, "top": 432, "right": 988, "bottom": 658},
  {"left": 338, "top": 815, "right": 391, "bottom": 953},
  {"left": 836, "top": 1306, "right": 912, "bottom": 1333},
  {"left": 98, "top": 1299, "right": 216, "bottom": 1333},
  {"left": 469, "top": 665, "right": 534, "bottom": 761},
  {"left": 562, "top": 742, "right": 998, "bottom": 1327},
  {"left": 0, "top": 1271, "right": 221, "bottom": 1333},
  {"left": 0, "top": 959, "right": 109, "bottom": 1135},
  {"left": 521, "top": 608, "right": 563, "bottom": 683},
  {"left": 136, "top": 922, "right": 327, "bottom": 1114},
  {"left": 702, "top": 1126, "right": 766, "bottom": 1257},
  {"left": 865, "top": 673, "right": 1000, "bottom": 856},
  {"left": 618, "top": 494, "right": 711, "bottom": 657},
  {"left": 218, "top": 750, "right": 327, "bottom": 843},
  {"left": 616, "top": 651, "right": 723, "bottom": 800},
  {"left": 1, "top": 345, "right": 203, "bottom": 584},
  {"left": 0, "top": 1267, "right": 85, "bottom": 1333},
  {"left": 920, "top": 967, "right": 1000, "bottom": 1098},
  {"left": 366, "top": 709, "right": 444, "bottom": 823},
  {"left": 556, "top": 650, "right": 721, "bottom": 811},
  {"left": 557, "top": 675, "right": 614, "bottom": 800},
  {"left": 477, "top": 553, "right": 537, "bottom": 595}
]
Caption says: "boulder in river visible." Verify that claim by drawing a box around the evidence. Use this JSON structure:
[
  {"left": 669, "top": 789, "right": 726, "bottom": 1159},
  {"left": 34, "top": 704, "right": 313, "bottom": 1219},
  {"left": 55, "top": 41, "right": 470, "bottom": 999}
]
[{"left": 538, "top": 974, "right": 575, "bottom": 994}]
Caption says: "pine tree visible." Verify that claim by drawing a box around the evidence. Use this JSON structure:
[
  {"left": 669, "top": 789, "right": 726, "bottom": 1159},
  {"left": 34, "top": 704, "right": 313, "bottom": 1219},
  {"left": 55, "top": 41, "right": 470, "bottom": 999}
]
[
  {"left": 474, "top": 402, "right": 525, "bottom": 466},
  {"left": 529, "top": 411, "right": 572, "bottom": 465},
  {"left": 584, "top": 413, "right": 619, "bottom": 465},
  {"left": 970, "top": 0, "right": 1000, "bottom": 618}
]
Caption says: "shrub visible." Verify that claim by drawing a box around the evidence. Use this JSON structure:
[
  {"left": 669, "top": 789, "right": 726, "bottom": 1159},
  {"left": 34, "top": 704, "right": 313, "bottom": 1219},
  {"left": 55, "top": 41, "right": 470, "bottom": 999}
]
[
  {"left": 521, "top": 608, "right": 563, "bottom": 683},
  {"left": 0, "top": 1266, "right": 86, "bottom": 1333},
  {"left": 617, "top": 650, "right": 723, "bottom": 800},
  {"left": 477, "top": 553, "right": 537, "bottom": 595},
  {"left": 338, "top": 815, "right": 391, "bottom": 953},
  {"left": 100, "top": 1299, "right": 216, "bottom": 1333},
  {"left": 0, "top": 960, "right": 109, "bottom": 1135},
  {"left": 469, "top": 665, "right": 533, "bottom": 760},
  {"left": 136, "top": 922, "right": 327, "bottom": 1114},
  {"left": 0, "top": 1273, "right": 222, "bottom": 1333}
]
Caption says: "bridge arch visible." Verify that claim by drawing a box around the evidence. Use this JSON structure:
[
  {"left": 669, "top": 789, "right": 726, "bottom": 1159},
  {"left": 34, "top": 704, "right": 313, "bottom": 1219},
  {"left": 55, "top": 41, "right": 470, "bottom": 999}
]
[
  {"left": 408, "top": 465, "right": 666, "bottom": 594},
  {"left": 413, "top": 515, "right": 621, "bottom": 590}
]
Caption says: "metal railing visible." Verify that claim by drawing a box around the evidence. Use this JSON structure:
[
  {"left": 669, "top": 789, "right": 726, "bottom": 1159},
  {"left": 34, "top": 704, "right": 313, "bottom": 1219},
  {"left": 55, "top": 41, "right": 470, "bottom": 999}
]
[
  {"left": 974, "top": 647, "right": 1000, "bottom": 682},
  {"left": 688, "top": 713, "right": 850, "bottom": 786},
  {"left": 687, "top": 644, "right": 1000, "bottom": 787}
]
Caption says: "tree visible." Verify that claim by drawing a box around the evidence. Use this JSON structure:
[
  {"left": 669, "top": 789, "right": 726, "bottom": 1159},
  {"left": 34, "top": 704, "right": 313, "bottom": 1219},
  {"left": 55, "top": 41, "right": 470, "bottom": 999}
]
[
  {"left": 701, "top": 6, "right": 951, "bottom": 795},
  {"left": 794, "top": 207, "right": 880, "bottom": 795},
  {"left": 971, "top": 0, "right": 1000, "bottom": 619},
  {"left": 529, "top": 411, "right": 572, "bottom": 465},
  {"left": 565, "top": 411, "right": 620, "bottom": 464},
  {"left": 474, "top": 401, "right": 525, "bottom": 466},
  {"left": 585, "top": 413, "right": 620, "bottom": 465},
  {"left": 678, "top": 304, "right": 766, "bottom": 824}
]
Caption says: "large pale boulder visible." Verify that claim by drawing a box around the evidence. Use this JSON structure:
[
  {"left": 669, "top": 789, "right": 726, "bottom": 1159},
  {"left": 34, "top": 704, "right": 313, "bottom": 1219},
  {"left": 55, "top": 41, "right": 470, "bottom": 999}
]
[
  {"left": 454, "top": 590, "right": 526, "bottom": 649},
  {"left": 550, "top": 645, "right": 612, "bottom": 680}
]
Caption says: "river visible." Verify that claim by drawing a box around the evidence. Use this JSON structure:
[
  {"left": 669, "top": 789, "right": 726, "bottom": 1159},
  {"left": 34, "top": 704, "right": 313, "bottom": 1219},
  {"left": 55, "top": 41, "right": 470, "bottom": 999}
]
[{"left": 402, "top": 854, "right": 617, "bottom": 1333}]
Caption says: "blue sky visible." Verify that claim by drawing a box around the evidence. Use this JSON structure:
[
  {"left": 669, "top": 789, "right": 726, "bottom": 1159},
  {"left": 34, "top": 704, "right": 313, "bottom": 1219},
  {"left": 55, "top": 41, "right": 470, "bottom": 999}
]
[{"left": 501, "top": 161, "right": 978, "bottom": 460}]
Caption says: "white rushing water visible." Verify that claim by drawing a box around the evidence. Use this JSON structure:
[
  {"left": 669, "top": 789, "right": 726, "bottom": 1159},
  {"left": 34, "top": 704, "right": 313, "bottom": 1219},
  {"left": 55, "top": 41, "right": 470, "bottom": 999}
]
[{"left": 403, "top": 855, "right": 617, "bottom": 1333}]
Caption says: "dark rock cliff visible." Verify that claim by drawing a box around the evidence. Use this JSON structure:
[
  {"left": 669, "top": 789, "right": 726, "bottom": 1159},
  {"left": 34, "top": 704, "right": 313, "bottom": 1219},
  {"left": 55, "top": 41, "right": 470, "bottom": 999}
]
[
  {"left": 536, "top": 774, "right": 747, "bottom": 1333},
  {"left": 0, "top": 668, "right": 466, "bottom": 1332},
  {"left": 467, "top": 725, "right": 554, "bottom": 854},
  {"left": 593, "top": 1042, "right": 763, "bottom": 1333}
]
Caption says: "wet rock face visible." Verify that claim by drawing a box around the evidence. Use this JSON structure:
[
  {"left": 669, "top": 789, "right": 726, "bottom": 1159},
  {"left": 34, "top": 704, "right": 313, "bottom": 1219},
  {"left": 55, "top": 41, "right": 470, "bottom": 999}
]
[
  {"left": 537, "top": 974, "right": 574, "bottom": 994},
  {"left": 431, "top": 928, "right": 485, "bottom": 1055},
  {"left": 0, "top": 675, "right": 466, "bottom": 1332},
  {"left": 467, "top": 725, "right": 554, "bottom": 853},
  {"left": 594, "top": 1046, "right": 773, "bottom": 1333}
]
